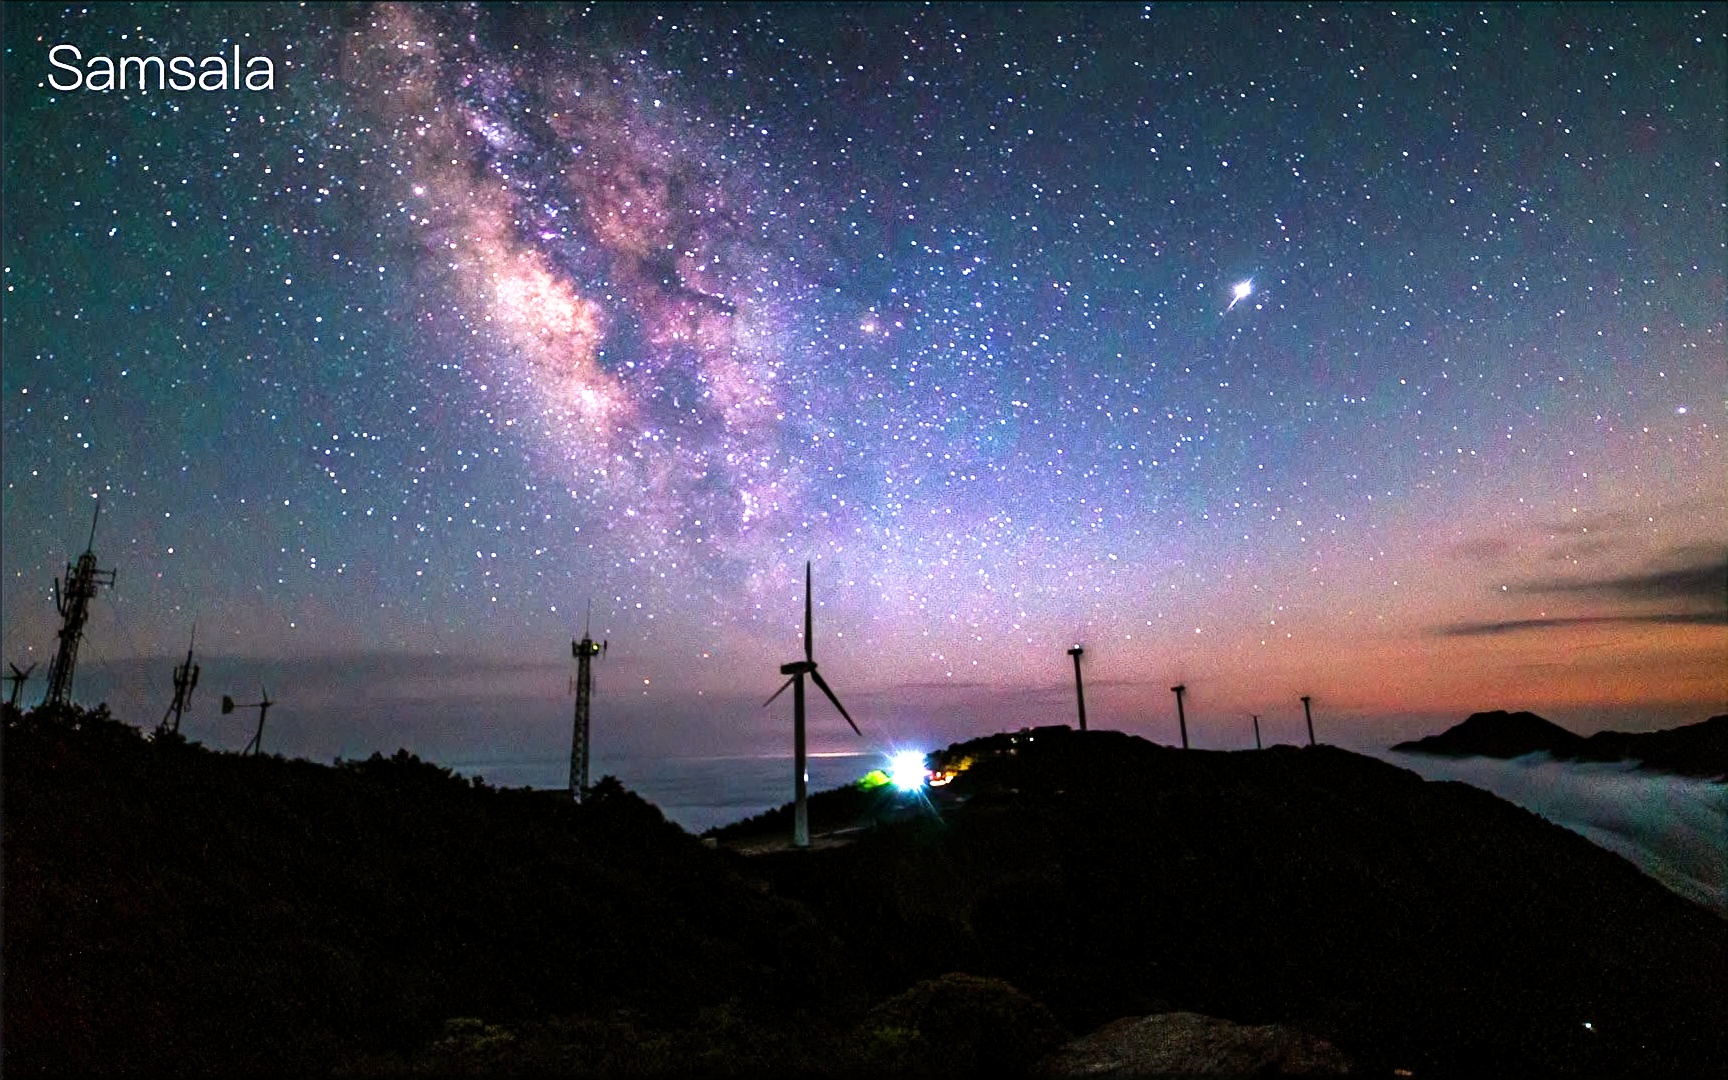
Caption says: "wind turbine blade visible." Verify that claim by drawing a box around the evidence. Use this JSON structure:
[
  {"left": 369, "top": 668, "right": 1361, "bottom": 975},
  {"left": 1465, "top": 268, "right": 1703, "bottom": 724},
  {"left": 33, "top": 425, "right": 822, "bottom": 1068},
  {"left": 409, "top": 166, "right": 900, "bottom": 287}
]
[
  {"left": 809, "top": 668, "right": 860, "bottom": 735},
  {"left": 764, "top": 677, "right": 796, "bottom": 708},
  {"left": 804, "top": 561, "right": 813, "bottom": 662}
]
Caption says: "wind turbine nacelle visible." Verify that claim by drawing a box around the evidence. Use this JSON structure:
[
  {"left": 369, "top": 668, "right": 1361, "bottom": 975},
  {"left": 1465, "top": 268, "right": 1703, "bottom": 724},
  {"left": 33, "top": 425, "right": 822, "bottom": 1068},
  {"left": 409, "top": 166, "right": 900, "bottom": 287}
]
[
  {"left": 780, "top": 660, "right": 815, "bottom": 675},
  {"left": 221, "top": 695, "right": 235, "bottom": 715}
]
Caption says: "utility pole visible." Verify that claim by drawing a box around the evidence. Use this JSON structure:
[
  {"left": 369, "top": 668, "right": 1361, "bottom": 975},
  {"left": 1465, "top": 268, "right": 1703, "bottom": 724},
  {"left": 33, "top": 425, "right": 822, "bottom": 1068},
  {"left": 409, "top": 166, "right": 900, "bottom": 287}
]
[
  {"left": 1067, "top": 645, "right": 1087, "bottom": 732},
  {"left": 570, "top": 603, "right": 605, "bottom": 802},
  {"left": 1302, "top": 695, "right": 1316, "bottom": 747},
  {"left": 44, "top": 500, "right": 116, "bottom": 709},
  {"left": 1171, "top": 684, "right": 1189, "bottom": 749}
]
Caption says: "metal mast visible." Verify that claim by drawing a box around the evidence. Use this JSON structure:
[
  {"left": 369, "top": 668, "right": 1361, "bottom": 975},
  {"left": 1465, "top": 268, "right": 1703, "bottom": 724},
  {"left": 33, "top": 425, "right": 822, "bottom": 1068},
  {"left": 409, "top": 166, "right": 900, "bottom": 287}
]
[
  {"left": 43, "top": 500, "right": 116, "bottom": 709},
  {"left": 162, "top": 626, "right": 200, "bottom": 733},
  {"left": 570, "top": 603, "right": 604, "bottom": 801},
  {"left": 1067, "top": 645, "right": 1088, "bottom": 732}
]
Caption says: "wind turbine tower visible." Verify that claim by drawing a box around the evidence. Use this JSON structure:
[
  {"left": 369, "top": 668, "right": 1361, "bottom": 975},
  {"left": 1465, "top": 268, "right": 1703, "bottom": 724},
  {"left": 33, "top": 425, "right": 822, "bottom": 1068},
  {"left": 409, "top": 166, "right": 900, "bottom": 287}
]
[
  {"left": 1171, "top": 683, "right": 1189, "bottom": 749},
  {"left": 161, "top": 627, "right": 200, "bottom": 734},
  {"left": 7, "top": 662, "right": 36, "bottom": 709},
  {"left": 1252, "top": 713, "right": 1262, "bottom": 750},
  {"left": 43, "top": 500, "right": 116, "bottom": 709},
  {"left": 570, "top": 604, "right": 607, "bottom": 802},
  {"left": 223, "top": 687, "right": 273, "bottom": 756},
  {"left": 1302, "top": 695, "right": 1316, "bottom": 746},
  {"left": 1067, "top": 645, "right": 1088, "bottom": 732},
  {"left": 765, "top": 562, "right": 861, "bottom": 848}
]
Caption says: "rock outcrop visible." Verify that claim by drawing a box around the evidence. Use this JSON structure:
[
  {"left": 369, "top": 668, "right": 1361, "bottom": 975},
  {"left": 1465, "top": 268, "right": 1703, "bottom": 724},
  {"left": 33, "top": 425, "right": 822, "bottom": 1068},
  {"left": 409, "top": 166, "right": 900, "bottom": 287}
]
[{"left": 1036, "top": 1011, "right": 1352, "bottom": 1077}]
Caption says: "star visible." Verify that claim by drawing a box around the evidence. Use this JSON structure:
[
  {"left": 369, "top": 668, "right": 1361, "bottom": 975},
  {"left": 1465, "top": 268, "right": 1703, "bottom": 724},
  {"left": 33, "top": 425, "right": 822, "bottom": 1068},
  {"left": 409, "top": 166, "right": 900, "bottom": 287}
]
[{"left": 1227, "top": 278, "right": 1254, "bottom": 312}]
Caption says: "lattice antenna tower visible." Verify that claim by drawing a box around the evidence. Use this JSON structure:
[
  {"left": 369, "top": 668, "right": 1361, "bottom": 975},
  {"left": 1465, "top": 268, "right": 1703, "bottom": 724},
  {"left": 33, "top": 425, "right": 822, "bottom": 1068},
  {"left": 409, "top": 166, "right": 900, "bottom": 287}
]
[
  {"left": 161, "top": 625, "right": 200, "bottom": 734},
  {"left": 764, "top": 562, "right": 861, "bottom": 848},
  {"left": 222, "top": 686, "right": 273, "bottom": 755},
  {"left": 570, "top": 600, "right": 607, "bottom": 801},
  {"left": 43, "top": 499, "right": 117, "bottom": 709}
]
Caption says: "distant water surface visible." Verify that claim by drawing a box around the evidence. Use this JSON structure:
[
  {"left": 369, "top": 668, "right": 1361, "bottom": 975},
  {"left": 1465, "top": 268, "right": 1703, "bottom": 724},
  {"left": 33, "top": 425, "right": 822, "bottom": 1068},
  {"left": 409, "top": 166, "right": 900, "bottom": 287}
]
[{"left": 445, "top": 752, "right": 881, "bottom": 834}]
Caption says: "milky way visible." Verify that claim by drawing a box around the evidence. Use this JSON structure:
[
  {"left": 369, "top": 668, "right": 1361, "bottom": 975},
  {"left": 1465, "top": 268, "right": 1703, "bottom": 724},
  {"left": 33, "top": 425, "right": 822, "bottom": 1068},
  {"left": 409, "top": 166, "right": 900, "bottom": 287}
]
[
  {"left": 355, "top": 4, "right": 816, "bottom": 573},
  {"left": 1, "top": 3, "right": 1722, "bottom": 761}
]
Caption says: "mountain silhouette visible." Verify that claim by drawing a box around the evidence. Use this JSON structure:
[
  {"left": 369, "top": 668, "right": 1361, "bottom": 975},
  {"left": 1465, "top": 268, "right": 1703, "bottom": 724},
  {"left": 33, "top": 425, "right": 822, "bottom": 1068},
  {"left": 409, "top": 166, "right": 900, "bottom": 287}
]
[
  {"left": 1393, "top": 711, "right": 1728, "bottom": 777},
  {"left": 7, "top": 707, "right": 1725, "bottom": 1078}
]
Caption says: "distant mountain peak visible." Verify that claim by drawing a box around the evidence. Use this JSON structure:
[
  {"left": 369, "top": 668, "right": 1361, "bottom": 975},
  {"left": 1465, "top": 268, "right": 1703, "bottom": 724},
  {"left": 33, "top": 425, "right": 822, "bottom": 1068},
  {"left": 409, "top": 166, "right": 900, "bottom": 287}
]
[
  {"left": 1392, "top": 710, "right": 1586, "bottom": 759},
  {"left": 1393, "top": 712, "right": 1728, "bottom": 778}
]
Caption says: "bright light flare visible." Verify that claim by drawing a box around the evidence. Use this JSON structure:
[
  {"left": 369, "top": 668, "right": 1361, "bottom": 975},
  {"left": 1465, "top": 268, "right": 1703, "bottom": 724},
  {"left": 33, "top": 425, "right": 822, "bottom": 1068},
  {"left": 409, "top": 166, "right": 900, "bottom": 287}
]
[
  {"left": 1227, "top": 278, "right": 1254, "bottom": 311},
  {"left": 888, "top": 750, "right": 928, "bottom": 792}
]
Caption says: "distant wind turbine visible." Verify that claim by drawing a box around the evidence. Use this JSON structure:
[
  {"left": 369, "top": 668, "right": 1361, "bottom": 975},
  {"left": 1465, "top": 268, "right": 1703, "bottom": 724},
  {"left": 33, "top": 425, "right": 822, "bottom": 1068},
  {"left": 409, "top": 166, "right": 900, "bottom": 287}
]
[
  {"left": 6, "top": 662, "right": 36, "bottom": 708},
  {"left": 1067, "top": 645, "right": 1088, "bottom": 732},
  {"left": 223, "top": 686, "right": 273, "bottom": 756},
  {"left": 1171, "top": 683, "right": 1189, "bottom": 749},
  {"left": 1301, "top": 695, "right": 1316, "bottom": 746},
  {"left": 764, "top": 563, "right": 861, "bottom": 848},
  {"left": 1251, "top": 713, "right": 1262, "bottom": 750}
]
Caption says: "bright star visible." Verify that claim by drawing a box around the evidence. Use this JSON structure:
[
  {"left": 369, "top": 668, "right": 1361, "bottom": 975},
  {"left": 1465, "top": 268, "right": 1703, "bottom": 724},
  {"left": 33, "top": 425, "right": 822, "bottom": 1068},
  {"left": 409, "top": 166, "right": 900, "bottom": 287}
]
[{"left": 1227, "top": 278, "right": 1254, "bottom": 311}]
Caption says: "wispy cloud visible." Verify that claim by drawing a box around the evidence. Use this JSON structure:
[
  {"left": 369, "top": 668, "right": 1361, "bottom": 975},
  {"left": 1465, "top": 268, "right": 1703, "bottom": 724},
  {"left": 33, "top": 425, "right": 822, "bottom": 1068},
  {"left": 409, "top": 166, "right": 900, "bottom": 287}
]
[
  {"left": 1438, "top": 611, "right": 1728, "bottom": 638},
  {"left": 1514, "top": 553, "right": 1727, "bottom": 604},
  {"left": 1432, "top": 547, "right": 1726, "bottom": 639}
]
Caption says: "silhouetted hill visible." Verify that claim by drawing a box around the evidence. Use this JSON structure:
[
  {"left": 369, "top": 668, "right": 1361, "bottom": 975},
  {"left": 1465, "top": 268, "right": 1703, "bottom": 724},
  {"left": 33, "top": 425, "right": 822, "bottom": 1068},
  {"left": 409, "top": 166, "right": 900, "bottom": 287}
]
[
  {"left": 724, "top": 726, "right": 1728, "bottom": 1077},
  {"left": 2, "top": 705, "right": 851, "bottom": 1077},
  {"left": 1572, "top": 714, "right": 1728, "bottom": 777},
  {"left": 7, "top": 710, "right": 1726, "bottom": 1078},
  {"left": 1393, "top": 711, "right": 1728, "bottom": 777},
  {"left": 1391, "top": 709, "right": 1586, "bottom": 758}
]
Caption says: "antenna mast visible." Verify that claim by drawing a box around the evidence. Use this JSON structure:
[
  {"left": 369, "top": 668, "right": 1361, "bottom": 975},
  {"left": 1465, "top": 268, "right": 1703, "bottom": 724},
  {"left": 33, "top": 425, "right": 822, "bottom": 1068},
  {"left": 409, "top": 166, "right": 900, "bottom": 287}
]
[
  {"left": 570, "top": 601, "right": 604, "bottom": 801},
  {"left": 1067, "top": 645, "right": 1087, "bottom": 732},
  {"left": 161, "top": 626, "right": 200, "bottom": 734},
  {"left": 43, "top": 499, "right": 117, "bottom": 709}
]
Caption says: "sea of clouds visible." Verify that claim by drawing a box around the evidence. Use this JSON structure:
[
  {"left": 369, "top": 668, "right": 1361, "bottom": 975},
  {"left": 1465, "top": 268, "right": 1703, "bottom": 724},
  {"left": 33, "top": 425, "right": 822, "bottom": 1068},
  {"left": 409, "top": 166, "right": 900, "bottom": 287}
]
[{"left": 1369, "top": 748, "right": 1726, "bottom": 917}]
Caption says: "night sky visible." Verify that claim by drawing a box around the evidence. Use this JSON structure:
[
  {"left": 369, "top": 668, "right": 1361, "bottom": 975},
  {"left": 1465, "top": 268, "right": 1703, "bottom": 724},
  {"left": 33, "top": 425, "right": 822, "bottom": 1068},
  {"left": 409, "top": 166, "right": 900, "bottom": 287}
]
[{"left": 3, "top": 3, "right": 1723, "bottom": 767}]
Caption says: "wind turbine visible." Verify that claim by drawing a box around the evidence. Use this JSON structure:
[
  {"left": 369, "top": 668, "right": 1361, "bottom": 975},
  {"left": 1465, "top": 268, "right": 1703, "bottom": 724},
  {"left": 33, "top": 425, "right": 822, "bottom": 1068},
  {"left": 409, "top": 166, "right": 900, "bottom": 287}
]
[
  {"left": 764, "top": 562, "right": 860, "bottom": 848},
  {"left": 1067, "top": 645, "right": 1088, "bottom": 732},
  {"left": 1301, "top": 695, "right": 1316, "bottom": 746},
  {"left": 6, "top": 662, "right": 36, "bottom": 708},
  {"left": 1171, "top": 683, "right": 1189, "bottom": 749},
  {"left": 223, "top": 686, "right": 273, "bottom": 756},
  {"left": 1251, "top": 713, "right": 1262, "bottom": 750}
]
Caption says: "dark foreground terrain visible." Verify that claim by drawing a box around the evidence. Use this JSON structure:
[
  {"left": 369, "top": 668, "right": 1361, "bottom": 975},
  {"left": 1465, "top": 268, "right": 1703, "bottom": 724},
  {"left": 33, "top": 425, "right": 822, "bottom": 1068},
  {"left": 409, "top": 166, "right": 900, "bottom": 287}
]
[{"left": 6, "top": 707, "right": 1725, "bottom": 1077}]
